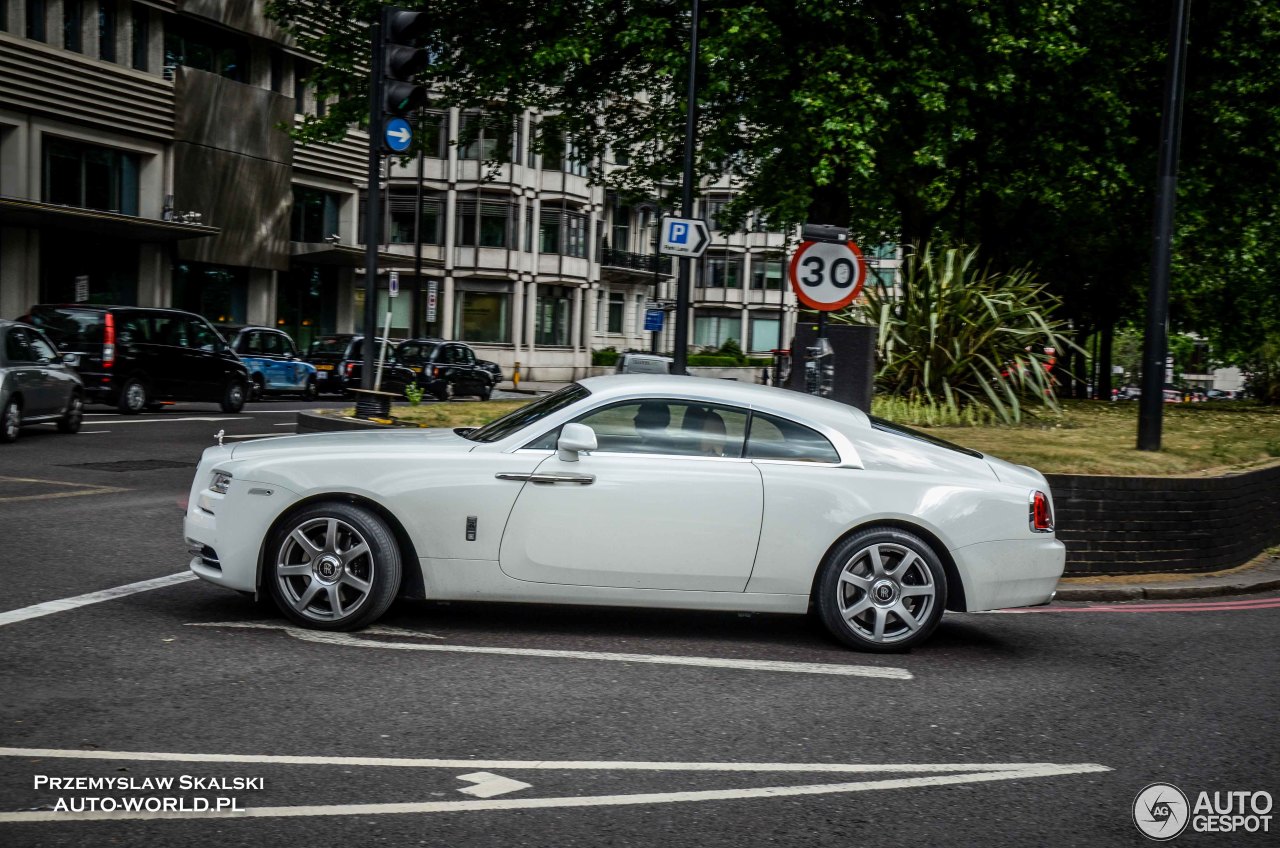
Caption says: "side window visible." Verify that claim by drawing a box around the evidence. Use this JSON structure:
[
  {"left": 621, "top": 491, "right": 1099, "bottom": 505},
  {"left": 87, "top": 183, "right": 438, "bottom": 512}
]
[
  {"left": 117, "top": 315, "right": 149, "bottom": 344},
  {"left": 5, "top": 329, "right": 34, "bottom": 363},
  {"left": 149, "top": 316, "right": 187, "bottom": 348},
  {"left": 260, "top": 332, "right": 280, "bottom": 355},
  {"left": 745, "top": 412, "right": 840, "bottom": 463},
  {"left": 27, "top": 331, "right": 59, "bottom": 362},
  {"left": 458, "top": 346, "right": 476, "bottom": 365},
  {"left": 279, "top": 335, "right": 297, "bottom": 358},
  {"left": 185, "top": 319, "right": 221, "bottom": 352},
  {"left": 527, "top": 400, "right": 749, "bottom": 457},
  {"left": 242, "top": 332, "right": 261, "bottom": 355}
]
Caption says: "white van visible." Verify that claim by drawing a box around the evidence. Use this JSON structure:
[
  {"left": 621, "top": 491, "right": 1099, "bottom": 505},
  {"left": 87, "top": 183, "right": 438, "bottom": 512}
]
[{"left": 615, "top": 353, "right": 673, "bottom": 375}]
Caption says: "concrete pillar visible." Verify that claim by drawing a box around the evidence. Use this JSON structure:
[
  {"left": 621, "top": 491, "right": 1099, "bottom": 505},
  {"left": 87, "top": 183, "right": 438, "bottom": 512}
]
[
  {"left": 441, "top": 274, "right": 455, "bottom": 339},
  {"left": 584, "top": 285, "right": 599, "bottom": 352},
  {"left": 571, "top": 284, "right": 584, "bottom": 351},
  {"left": 511, "top": 279, "right": 525, "bottom": 356},
  {"left": 0, "top": 227, "right": 39, "bottom": 319},
  {"left": 336, "top": 268, "right": 355, "bottom": 332},
  {"left": 136, "top": 243, "right": 167, "bottom": 307},
  {"left": 525, "top": 281, "right": 537, "bottom": 373},
  {"left": 246, "top": 268, "right": 275, "bottom": 326}
]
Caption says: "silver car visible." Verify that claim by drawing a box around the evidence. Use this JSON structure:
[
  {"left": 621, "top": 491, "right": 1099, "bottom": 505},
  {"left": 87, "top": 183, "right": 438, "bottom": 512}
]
[{"left": 1, "top": 319, "right": 85, "bottom": 443}]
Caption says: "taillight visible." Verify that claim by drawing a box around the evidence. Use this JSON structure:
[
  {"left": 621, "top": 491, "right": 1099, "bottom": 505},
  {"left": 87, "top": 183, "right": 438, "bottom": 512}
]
[
  {"left": 1030, "top": 491, "right": 1054, "bottom": 533},
  {"left": 103, "top": 312, "right": 115, "bottom": 368},
  {"left": 433, "top": 367, "right": 441, "bottom": 378},
  {"left": 346, "top": 362, "right": 355, "bottom": 375}
]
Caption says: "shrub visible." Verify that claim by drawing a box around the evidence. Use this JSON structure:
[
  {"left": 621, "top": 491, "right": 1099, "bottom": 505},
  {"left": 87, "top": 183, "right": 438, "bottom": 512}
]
[
  {"left": 836, "top": 242, "right": 1075, "bottom": 424},
  {"left": 1243, "top": 334, "right": 1280, "bottom": 405},
  {"left": 592, "top": 347, "right": 619, "bottom": 366}
]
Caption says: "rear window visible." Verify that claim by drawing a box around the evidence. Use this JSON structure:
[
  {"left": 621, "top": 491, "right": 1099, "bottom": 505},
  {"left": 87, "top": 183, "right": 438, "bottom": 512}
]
[
  {"left": 25, "top": 307, "right": 104, "bottom": 347},
  {"left": 868, "top": 415, "right": 983, "bottom": 459},
  {"left": 397, "top": 341, "right": 438, "bottom": 366},
  {"left": 309, "top": 337, "right": 351, "bottom": 355}
]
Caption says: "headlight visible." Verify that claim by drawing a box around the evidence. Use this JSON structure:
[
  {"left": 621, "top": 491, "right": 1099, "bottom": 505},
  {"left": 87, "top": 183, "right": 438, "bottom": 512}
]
[{"left": 210, "top": 471, "right": 233, "bottom": 494}]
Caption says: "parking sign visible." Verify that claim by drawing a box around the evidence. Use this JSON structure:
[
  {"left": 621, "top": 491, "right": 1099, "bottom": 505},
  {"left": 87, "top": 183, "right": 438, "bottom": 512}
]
[{"left": 659, "top": 217, "right": 709, "bottom": 258}]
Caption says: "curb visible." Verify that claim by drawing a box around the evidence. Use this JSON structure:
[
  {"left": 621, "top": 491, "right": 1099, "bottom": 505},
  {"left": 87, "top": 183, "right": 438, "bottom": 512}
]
[
  {"left": 1054, "top": 576, "right": 1280, "bottom": 602},
  {"left": 296, "top": 410, "right": 398, "bottom": 432}
]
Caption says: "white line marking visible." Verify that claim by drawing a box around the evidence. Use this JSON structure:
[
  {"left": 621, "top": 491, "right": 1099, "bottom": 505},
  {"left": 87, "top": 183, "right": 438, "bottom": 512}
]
[
  {"left": 0, "top": 573, "right": 197, "bottom": 627},
  {"left": 273, "top": 423, "right": 298, "bottom": 427},
  {"left": 0, "top": 752, "right": 1110, "bottom": 823},
  {"left": 456, "top": 772, "right": 532, "bottom": 798},
  {"left": 188, "top": 621, "right": 912, "bottom": 679},
  {"left": 77, "top": 430, "right": 109, "bottom": 434},
  {"left": 90, "top": 417, "right": 241, "bottom": 425}
]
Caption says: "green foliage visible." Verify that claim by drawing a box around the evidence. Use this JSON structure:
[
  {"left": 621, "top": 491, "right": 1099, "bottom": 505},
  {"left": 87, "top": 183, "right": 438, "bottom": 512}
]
[
  {"left": 403, "top": 382, "right": 425, "bottom": 406},
  {"left": 871, "top": 395, "right": 1000, "bottom": 428},
  {"left": 686, "top": 354, "right": 741, "bottom": 367},
  {"left": 592, "top": 347, "right": 619, "bottom": 366},
  {"left": 1243, "top": 334, "right": 1280, "bottom": 405},
  {"left": 837, "top": 243, "right": 1074, "bottom": 424},
  {"left": 717, "top": 338, "right": 744, "bottom": 360}
]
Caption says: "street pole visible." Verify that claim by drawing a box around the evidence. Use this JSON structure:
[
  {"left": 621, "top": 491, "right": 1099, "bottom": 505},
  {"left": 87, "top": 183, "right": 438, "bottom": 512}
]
[
  {"left": 671, "top": 0, "right": 700, "bottom": 376},
  {"left": 411, "top": 111, "right": 425, "bottom": 339},
  {"left": 361, "top": 10, "right": 386, "bottom": 388},
  {"left": 1138, "top": 0, "right": 1191, "bottom": 450}
]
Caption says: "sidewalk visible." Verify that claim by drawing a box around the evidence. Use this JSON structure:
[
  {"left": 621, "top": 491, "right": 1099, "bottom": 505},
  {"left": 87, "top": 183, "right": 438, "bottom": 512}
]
[{"left": 1055, "top": 554, "right": 1280, "bottom": 601}]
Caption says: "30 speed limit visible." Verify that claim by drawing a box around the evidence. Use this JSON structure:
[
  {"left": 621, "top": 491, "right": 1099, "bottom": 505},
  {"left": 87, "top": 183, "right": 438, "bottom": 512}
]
[{"left": 788, "top": 240, "right": 867, "bottom": 311}]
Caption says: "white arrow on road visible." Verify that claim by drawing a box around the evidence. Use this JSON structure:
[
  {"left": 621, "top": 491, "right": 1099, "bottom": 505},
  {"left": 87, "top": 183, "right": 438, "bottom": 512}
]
[{"left": 456, "top": 772, "right": 532, "bottom": 798}]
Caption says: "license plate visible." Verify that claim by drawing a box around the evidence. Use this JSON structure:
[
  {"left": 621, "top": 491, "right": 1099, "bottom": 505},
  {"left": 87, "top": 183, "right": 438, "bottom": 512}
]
[
  {"left": 316, "top": 364, "right": 334, "bottom": 371},
  {"left": 411, "top": 366, "right": 423, "bottom": 373}
]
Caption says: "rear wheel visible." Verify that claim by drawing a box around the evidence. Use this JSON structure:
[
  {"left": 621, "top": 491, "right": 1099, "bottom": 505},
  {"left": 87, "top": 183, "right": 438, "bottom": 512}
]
[
  {"left": 250, "top": 375, "right": 266, "bottom": 401},
  {"left": 302, "top": 377, "right": 318, "bottom": 401},
  {"left": 815, "top": 527, "right": 947, "bottom": 652},
  {"left": 117, "top": 378, "right": 148, "bottom": 415},
  {"left": 1, "top": 399, "right": 20, "bottom": 443},
  {"left": 220, "top": 379, "right": 246, "bottom": 413},
  {"left": 478, "top": 383, "right": 493, "bottom": 401},
  {"left": 57, "top": 392, "right": 84, "bottom": 434},
  {"left": 267, "top": 502, "right": 402, "bottom": 630}
]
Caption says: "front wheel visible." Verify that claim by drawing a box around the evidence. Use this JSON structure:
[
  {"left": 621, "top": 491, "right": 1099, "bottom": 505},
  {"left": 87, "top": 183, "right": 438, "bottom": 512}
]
[
  {"left": 1, "top": 399, "right": 20, "bottom": 443},
  {"left": 250, "top": 375, "right": 266, "bottom": 401},
  {"left": 220, "top": 379, "right": 246, "bottom": 413},
  {"left": 814, "top": 527, "right": 947, "bottom": 652},
  {"left": 266, "top": 502, "right": 402, "bottom": 630},
  {"left": 57, "top": 393, "right": 84, "bottom": 433}
]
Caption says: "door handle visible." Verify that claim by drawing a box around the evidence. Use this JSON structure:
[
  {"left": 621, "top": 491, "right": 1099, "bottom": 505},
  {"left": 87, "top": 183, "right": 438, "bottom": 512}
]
[{"left": 496, "top": 472, "right": 595, "bottom": 485}]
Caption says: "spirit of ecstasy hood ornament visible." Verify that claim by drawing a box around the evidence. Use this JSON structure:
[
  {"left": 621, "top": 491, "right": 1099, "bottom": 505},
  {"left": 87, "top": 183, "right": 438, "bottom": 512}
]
[{"left": 214, "top": 429, "right": 225, "bottom": 446}]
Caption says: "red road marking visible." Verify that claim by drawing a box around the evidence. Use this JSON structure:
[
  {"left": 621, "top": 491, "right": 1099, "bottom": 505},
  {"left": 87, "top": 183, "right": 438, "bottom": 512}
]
[{"left": 1001, "top": 596, "right": 1280, "bottom": 614}]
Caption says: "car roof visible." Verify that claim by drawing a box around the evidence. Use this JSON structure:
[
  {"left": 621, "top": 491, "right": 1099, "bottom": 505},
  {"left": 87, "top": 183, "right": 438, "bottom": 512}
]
[{"left": 575, "top": 374, "right": 870, "bottom": 433}]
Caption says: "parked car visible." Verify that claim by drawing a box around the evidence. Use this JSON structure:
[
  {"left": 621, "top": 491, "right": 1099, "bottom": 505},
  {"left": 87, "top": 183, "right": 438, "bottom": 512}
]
[
  {"left": 395, "top": 338, "right": 494, "bottom": 401},
  {"left": 223, "top": 326, "right": 319, "bottom": 400},
  {"left": 615, "top": 352, "right": 672, "bottom": 375},
  {"left": 184, "top": 375, "right": 1064, "bottom": 650},
  {"left": 23, "top": 305, "right": 248, "bottom": 414},
  {"left": 304, "top": 334, "right": 416, "bottom": 397},
  {"left": 0, "top": 319, "right": 84, "bottom": 443},
  {"left": 477, "top": 358, "right": 504, "bottom": 386}
]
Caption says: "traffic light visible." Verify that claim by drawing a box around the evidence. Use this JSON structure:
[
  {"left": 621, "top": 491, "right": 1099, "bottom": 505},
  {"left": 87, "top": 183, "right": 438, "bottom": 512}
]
[{"left": 381, "top": 9, "right": 430, "bottom": 121}]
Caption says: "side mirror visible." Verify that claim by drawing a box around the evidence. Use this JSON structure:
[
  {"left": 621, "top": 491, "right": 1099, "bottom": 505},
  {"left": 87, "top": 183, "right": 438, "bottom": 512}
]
[
  {"left": 62, "top": 353, "right": 79, "bottom": 366},
  {"left": 557, "top": 423, "right": 597, "bottom": 462}
]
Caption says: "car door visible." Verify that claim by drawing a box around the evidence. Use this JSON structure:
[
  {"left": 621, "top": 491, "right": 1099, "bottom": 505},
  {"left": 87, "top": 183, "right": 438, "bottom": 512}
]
[
  {"left": 181, "top": 317, "right": 227, "bottom": 400},
  {"left": 277, "top": 334, "right": 305, "bottom": 389},
  {"left": 21, "top": 328, "right": 71, "bottom": 415},
  {"left": 4, "top": 327, "right": 55, "bottom": 416},
  {"left": 498, "top": 399, "right": 763, "bottom": 592}
]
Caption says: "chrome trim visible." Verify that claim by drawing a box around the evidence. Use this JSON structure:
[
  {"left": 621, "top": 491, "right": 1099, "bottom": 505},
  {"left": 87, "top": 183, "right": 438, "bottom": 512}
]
[{"left": 496, "top": 472, "right": 595, "bottom": 485}]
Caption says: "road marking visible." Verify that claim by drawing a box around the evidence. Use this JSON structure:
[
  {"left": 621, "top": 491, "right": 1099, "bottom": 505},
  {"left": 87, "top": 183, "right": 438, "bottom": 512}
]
[
  {"left": 0, "top": 748, "right": 1110, "bottom": 823},
  {"left": 77, "top": 430, "right": 109, "bottom": 434},
  {"left": 188, "top": 621, "right": 912, "bottom": 679},
  {"left": 456, "top": 772, "right": 532, "bottom": 798},
  {"left": 90, "top": 417, "right": 242, "bottom": 425},
  {"left": 0, "top": 475, "right": 127, "bottom": 503},
  {"left": 1003, "top": 596, "right": 1280, "bottom": 614},
  {"left": 0, "top": 573, "right": 196, "bottom": 627},
  {"left": 273, "top": 423, "right": 297, "bottom": 427}
]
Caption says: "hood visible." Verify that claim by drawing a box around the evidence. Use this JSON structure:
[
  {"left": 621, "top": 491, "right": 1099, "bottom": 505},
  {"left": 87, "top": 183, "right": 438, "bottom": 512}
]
[
  {"left": 228, "top": 427, "right": 474, "bottom": 461},
  {"left": 984, "top": 454, "right": 1050, "bottom": 490}
]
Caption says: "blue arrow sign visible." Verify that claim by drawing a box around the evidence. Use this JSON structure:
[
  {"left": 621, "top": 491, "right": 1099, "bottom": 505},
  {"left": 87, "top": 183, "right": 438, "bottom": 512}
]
[
  {"left": 384, "top": 118, "right": 413, "bottom": 152},
  {"left": 644, "top": 309, "right": 665, "bottom": 332}
]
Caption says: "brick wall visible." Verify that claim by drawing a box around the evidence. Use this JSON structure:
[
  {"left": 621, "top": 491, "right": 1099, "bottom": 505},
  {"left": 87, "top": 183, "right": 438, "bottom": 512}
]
[{"left": 1047, "top": 463, "right": 1280, "bottom": 575}]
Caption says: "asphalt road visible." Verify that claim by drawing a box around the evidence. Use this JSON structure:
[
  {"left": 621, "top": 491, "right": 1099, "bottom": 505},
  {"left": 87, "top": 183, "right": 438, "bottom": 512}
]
[{"left": 0, "top": 397, "right": 1276, "bottom": 847}]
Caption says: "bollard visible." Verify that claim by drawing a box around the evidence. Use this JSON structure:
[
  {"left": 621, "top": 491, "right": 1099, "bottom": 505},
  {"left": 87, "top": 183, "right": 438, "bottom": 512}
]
[{"left": 513, "top": 361, "right": 521, "bottom": 390}]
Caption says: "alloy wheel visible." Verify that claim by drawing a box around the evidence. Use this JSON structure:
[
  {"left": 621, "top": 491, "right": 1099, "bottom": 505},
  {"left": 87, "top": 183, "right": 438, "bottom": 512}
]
[
  {"left": 835, "top": 542, "right": 937, "bottom": 645},
  {"left": 275, "top": 517, "right": 377, "bottom": 623}
]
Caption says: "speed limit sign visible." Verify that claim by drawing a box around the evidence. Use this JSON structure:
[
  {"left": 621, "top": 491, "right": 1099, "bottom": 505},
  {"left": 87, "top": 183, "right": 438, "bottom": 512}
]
[{"left": 788, "top": 240, "right": 867, "bottom": 311}]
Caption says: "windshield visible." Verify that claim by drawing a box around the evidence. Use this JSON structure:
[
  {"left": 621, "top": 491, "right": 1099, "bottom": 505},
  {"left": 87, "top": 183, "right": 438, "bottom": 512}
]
[
  {"left": 26, "top": 307, "right": 104, "bottom": 347},
  {"left": 464, "top": 384, "right": 591, "bottom": 443}
]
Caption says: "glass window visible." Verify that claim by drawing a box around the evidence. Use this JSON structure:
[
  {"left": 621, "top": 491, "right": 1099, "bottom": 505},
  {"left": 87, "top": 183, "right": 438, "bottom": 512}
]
[
  {"left": 538, "top": 208, "right": 561, "bottom": 253},
  {"left": 25, "top": 306, "right": 105, "bottom": 346},
  {"left": 609, "top": 196, "right": 631, "bottom": 252},
  {"left": 130, "top": 4, "right": 147, "bottom": 70},
  {"left": 535, "top": 286, "right": 572, "bottom": 346},
  {"left": 5, "top": 328, "right": 34, "bottom": 363},
  {"left": 183, "top": 318, "right": 221, "bottom": 352},
  {"left": 458, "top": 113, "right": 511, "bottom": 162},
  {"left": 397, "top": 341, "right": 438, "bottom": 367},
  {"left": 565, "top": 138, "right": 588, "bottom": 176},
  {"left": 388, "top": 190, "right": 442, "bottom": 245},
  {"left": 26, "top": 0, "right": 46, "bottom": 41},
  {"left": 43, "top": 137, "right": 140, "bottom": 216},
  {"left": 746, "top": 412, "right": 840, "bottom": 463},
  {"left": 98, "top": 0, "right": 116, "bottom": 62},
  {"left": 454, "top": 291, "right": 509, "bottom": 343},
  {"left": 693, "top": 315, "right": 741, "bottom": 348},
  {"left": 456, "top": 198, "right": 513, "bottom": 248},
  {"left": 749, "top": 316, "right": 780, "bottom": 353},
  {"left": 606, "top": 292, "right": 624, "bottom": 334},
  {"left": 565, "top": 212, "right": 587, "bottom": 258},
  {"left": 269, "top": 50, "right": 283, "bottom": 92},
  {"left": 63, "top": 0, "right": 82, "bottom": 51},
  {"left": 750, "top": 257, "right": 785, "bottom": 290},
  {"left": 465, "top": 383, "right": 590, "bottom": 443},
  {"left": 420, "top": 111, "right": 447, "bottom": 158},
  {"left": 240, "top": 331, "right": 260, "bottom": 354},
  {"left": 704, "top": 254, "right": 742, "bottom": 288},
  {"left": 292, "top": 186, "right": 342, "bottom": 243},
  {"left": 164, "top": 16, "right": 249, "bottom": 81},
  {"left": 529, "top": 400, "right": 749, "bottom": 457},
  {"left": 539, "top": 125, "right": 563, "bottom": 171},
  {"left": 705, "top": 193, "right": 732, "bottom": 231},
  {"left": 27, "top": 329, "right": 59, "bottom": 362},
  {"left": 172, "top": 262, "right": 248, "bottom": 324}
]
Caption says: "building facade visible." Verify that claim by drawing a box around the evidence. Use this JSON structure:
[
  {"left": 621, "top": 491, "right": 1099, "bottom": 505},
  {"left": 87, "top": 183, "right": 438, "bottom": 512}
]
[{"left": 0, "top": 0, "right": 820, "bottom": 381}]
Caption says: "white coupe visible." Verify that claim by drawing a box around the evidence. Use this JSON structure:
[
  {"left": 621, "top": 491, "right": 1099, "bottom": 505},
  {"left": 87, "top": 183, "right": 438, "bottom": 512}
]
[{"left": 184, "top": 375, "right": 1064, "bottom": 651}]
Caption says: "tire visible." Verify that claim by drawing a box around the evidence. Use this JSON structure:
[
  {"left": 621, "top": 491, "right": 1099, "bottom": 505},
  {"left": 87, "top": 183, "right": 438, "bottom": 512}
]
[
  {"left": 478, "top": 384, "right": 492, "bottom": 402},
  {"left": 250, "top": 375, "right": 266, "bottom": 401},
  {"left": 1, "top": 399, "right": 20, "bottom": 443},
  {"left": 814, "top": 527, "right": 948, "bottom": 652},
  {"left": 220, "top": 379, "right": 247, "bottom": 413},
  {"left": 266, "top": 501, "right": 402, "bottom": 631},
  {"left": 302, "top": 377, "right": 318, "bottom": 401},
  {"left": 57, "top": 392, "right": 84, "bottom": 434},
  {"left": 117, "top": 377, "right": 148, "bottom": 415}
]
